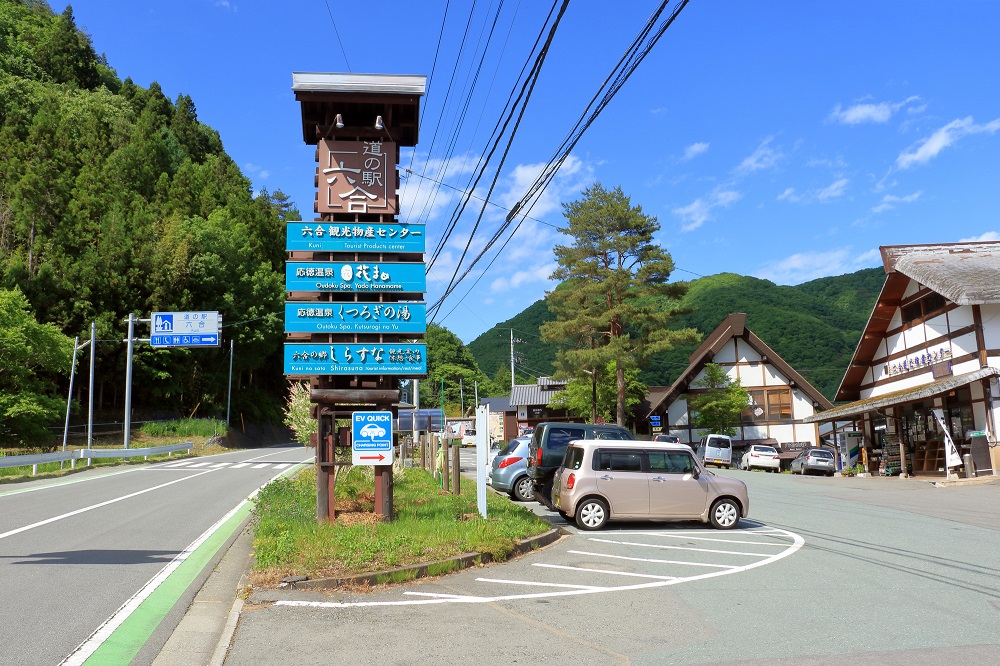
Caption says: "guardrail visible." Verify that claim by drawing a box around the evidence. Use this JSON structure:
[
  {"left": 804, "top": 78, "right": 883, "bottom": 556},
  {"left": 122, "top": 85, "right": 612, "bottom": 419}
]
[{"left": 0, "top": 442, "right": 193, "bottom": 476}]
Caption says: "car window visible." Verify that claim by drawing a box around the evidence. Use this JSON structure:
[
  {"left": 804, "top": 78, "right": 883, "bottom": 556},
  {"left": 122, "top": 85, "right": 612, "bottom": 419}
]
[
  {"left": 563, "top": 446, "right": 585, "bottom": 470},
  {"left": 593, "top": 428, "right": 632, "bottom": 440},
  {"left": 548, "top": 426, "right": 585, "bottom": 451},
  {"left": 708, "top": 437, "right": 730, "bottom": 449},
  {"left": 595, "top": 450, "right": 643, "bottom": 471},
  {"left": 810, "top": 449, "right": 834, "bottom": 458},
  {"left": 754, "top": 446, "right": 777, "bottom": 455},
  {"left": 647, "top": 451, "right": 695, "bottom": 474},
  {"left": 498, "top": 440, "right": 520, "bottom": 456}
]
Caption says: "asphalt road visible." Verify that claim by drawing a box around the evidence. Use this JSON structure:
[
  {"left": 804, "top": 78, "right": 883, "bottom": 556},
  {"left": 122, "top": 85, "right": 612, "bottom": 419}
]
[
  {"left": 0, "top": 444, "right": 311, "bottom": 666},
  {"left": 228, "top": 460, "right": 1000, "bottom": 665}
]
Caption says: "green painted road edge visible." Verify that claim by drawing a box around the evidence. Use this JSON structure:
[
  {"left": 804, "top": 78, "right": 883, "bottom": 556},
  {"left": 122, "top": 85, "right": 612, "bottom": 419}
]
[{"left": 82, "top": 463, "right": 306, "bottom": 665}]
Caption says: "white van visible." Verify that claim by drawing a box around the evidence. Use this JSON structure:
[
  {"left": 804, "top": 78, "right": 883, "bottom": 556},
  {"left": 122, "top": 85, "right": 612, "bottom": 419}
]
[{"left": 697, "top": 434, "right": 733, "bottom": 468}]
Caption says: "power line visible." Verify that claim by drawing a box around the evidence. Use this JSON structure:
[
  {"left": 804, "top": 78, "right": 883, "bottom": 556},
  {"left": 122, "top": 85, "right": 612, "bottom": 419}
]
[{"left": 321, "top": 0, "right": 352, "bottom": 72}]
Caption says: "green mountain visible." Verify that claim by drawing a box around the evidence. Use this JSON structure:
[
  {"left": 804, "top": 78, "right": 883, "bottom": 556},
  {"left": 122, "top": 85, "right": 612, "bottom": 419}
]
[
  {"left": 0, "top": 2, "right": 295, "bottom": 424},
  {"left": 468, "top": 267, "right": 886, "bottom": 400}
]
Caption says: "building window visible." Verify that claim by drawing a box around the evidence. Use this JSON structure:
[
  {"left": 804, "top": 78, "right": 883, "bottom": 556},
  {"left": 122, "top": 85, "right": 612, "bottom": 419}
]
[
  {"left": 902, "top": 292, "right": 947, "bottom": 324},
  {"left": 743, "top": 388, "right": 792, "bottom": 422}
]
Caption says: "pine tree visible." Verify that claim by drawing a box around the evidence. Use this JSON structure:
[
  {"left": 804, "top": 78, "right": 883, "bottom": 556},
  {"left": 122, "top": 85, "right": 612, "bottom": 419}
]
[{"left": 541, "top": 183, "right": 698, "bottom": 426}]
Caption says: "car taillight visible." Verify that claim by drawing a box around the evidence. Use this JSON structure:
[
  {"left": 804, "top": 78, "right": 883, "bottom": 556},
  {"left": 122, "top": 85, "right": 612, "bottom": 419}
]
[
  {"left": 498, "top": 456, "right": 523, "bottom": 469},
  {"left": 535, "top": 447, "right": 543, "bottom": 466},
  {"left": 566, "top": 473, "right": 576, "bottom": 489}
]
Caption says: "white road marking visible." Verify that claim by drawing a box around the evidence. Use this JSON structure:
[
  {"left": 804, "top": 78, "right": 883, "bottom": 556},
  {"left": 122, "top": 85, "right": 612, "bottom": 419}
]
[
  {"left": 0, "top": 469, "right": 218, "bottom": 541},
  {"left": 252, "top": 464, "right": 271, "bottom": 469},
  {"left": 273, "top": 464, "right": 291, "bottom": 470},
  {"left": 60, "top": 463, "right": 307, "bottom": 666},
  {"left": 474, "top": 578, "right": 607, "bottom": 590},
  {"left": 210, "top": 463, "right": 230, "bottom": 468},
  {"left": 403, "top": 592, "right": 478, "bottom": 599},
  {"left": 231, "top": 463, "right": 251, "bottom": 469},
  {"left": 274, "top": 526, "right": 805, "bottom": 609},
  {"left": 187, "top": 462, "right": 213, "bottom": 468},
  {"left": 631, "top": 532, "right": 794, "bottom": 547},
  {"left": 532, "top": 563, "right": 677, "bottom": 580},
  {"left": 589, "top": 538, "right": 774, "bottom": 558},
  {"left": 567, "top": 550, "right": 736, "bottom": 569}
]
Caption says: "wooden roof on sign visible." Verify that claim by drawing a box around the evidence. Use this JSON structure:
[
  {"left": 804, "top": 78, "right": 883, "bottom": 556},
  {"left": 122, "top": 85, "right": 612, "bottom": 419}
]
[{"left": 292, "top": 72, "right": 426, "bottom": 147}]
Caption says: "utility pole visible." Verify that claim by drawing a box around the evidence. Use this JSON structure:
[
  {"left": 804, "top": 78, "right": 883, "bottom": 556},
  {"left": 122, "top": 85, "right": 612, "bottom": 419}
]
[
  {"left": 123, "top": 312, "right": 136, "bottom": 449},
  {"left": 87, "top": 321, "right": 95, "bottom": 450},
  {"left": 510, "top": 329, "right": 515, "bottom": 391},
  {"left": 61, "top": 336, "right": 80, "bottom": 453},
  {"left": 460, "top": 378, "right": 464, "bottom": 416},
  {"left": 226, "top": 338, "right": 234, "bottom": 426}
]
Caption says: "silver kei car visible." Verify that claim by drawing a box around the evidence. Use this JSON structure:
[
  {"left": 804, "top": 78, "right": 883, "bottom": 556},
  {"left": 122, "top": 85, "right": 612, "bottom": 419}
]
[
  {"left": 551, "top": 440, "right": 750, "bottom": 531},
  {"left": 486, "top": 437, "right": 534, "bottom": 502},
  {"left": 790, "top": 447, "right": 836, "bottom": 476}
]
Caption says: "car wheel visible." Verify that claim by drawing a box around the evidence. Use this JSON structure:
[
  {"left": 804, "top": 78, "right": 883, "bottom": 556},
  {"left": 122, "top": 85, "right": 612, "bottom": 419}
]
[
  {"left": 558, "top": 510, "right": 570, "bottom": 520},
  {"left": 512, "top": 476, "right": 534, "bottom": 502},
  {"left": 710, "top": 498, "right": 740, "bottom": 530},
  {"left": 575, "top": 498, "right": 609, "bottom": 530}
]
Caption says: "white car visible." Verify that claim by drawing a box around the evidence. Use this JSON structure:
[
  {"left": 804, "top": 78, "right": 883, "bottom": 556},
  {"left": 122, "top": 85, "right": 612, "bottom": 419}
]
[
  {"left": 359, "top": 423, "right": 386, "bottom": 439},
  {"left": 740, "top": 444, "right": 781, "bottom": 472}
]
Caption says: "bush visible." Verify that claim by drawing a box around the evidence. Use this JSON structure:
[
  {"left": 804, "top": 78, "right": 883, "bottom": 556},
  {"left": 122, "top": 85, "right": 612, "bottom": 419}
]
[{"left": 139, "top": 418, "right": 226, "bottom": 438}]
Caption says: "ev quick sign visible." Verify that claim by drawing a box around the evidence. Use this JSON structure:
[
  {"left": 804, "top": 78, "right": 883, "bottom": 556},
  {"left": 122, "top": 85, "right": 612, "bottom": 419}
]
[{"left": 352, "top": 411, "right": 394, "bottom": 465}]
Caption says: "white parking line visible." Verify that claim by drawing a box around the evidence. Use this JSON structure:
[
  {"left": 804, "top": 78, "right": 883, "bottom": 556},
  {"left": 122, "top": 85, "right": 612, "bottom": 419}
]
[
  {"left": 403, "top": 592, "right": 478, "bottom": 599},
  {"left": 588, "top": 538, "right": 775, "bottom": 558},
  {"left": 631, "top": 533, "right": 794, "bottom": 547},
  {"left": 567, "top": 550, "right": 737, "bottom": 569},
  {"left": 475, "top": 577, "right": 607, "bottom": 590},
  {"left": 533, "top": 563, "right": 677, "bottom": 580}
]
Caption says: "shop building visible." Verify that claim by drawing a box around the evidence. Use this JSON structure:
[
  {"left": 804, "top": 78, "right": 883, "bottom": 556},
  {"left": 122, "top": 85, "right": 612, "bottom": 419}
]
[
  {"left": 644, "top": 313, "right": 833, "bottom": 464},
  {"left": 509, "top": 377, "right": 570, "bottom": 431},
  {"left": 805, "top": 241, "right": 1000, "bottom": 477}
]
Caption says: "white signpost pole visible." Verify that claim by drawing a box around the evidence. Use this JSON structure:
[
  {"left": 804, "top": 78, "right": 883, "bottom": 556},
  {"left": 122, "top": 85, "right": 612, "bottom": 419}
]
[{"left": 476, "top": 404, "right": 489, "bottom": 518}]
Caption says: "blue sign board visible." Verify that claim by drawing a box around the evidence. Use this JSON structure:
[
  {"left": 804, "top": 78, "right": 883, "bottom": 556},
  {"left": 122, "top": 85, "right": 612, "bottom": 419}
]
[
  {"left": 286, "top": 262, "right": 425, "bottom": 294},
  {"left": 284, "top": 343, "right": 427, "bottom": 376},
  {"left": 352, "top": 411, "right": 394, "bottom": 465},
  {"left": 284, "top": 302, "right": 426, "bottom": 334},
  {"left": 150, "top": 311, "right": 220, "bottom": 347},
  {"left": 650, "top": 415, "right": 661, "bottom": 424},
  {"left": 286, "top": 222, "right": 425, "bottom": 253}
]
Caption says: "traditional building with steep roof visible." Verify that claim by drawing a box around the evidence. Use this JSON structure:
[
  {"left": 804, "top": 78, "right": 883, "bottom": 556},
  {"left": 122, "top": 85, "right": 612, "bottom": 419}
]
[
  {"left": 805, "top": 241, "right": 1000, "bottom": 477},
  {"left": 645, "top": 313, "right": 833, "bottom": 464}
]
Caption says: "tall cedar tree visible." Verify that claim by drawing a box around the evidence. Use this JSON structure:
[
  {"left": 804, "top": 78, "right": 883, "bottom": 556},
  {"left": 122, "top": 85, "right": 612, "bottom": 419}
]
[
  {"left": 686, "top": 363, "right": 750, "bottom": 437},
  {"left": 541, "top": 183, "right": 699, "bottom": 425}
]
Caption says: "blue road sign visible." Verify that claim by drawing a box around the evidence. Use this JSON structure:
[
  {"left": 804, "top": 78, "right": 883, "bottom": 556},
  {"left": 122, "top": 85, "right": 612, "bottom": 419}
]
[
  {"left": 286, "top": 262, "right": 425, "bottom": 294},
  {"left": 150, "top": 311, "right": 220, "bottom": 347},
  {"left": 284, "top": 343, "right": 427, "bottom": 376},
  {"left": 352, "top": 411, "right": 394, "bottom": 465},
  {"left": 284, "top": 302, "right": 426, "bottom": 334},
  {"left": 286, "top": 222, "right": 425, "bottom": 253}
]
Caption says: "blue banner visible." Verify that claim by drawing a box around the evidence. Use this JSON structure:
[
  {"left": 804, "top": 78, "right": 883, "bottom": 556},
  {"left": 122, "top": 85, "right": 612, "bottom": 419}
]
[
  {"left": 286, "top": 262, "right": 426, "bottom": 293},
  {"left": 284, "top": 343, "right": 427, "bottom": 376},
  {"left": 285, "top": 302, "right": 426, "bottom": 334},
  {"left": 286, "top": 222, "right": 425, "bottom": 253}
]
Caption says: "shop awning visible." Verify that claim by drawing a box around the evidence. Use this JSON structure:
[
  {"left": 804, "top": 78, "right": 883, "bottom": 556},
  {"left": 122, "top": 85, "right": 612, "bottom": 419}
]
[{"left": 804, "top": 367, "right": 1000, "bottom": 423}]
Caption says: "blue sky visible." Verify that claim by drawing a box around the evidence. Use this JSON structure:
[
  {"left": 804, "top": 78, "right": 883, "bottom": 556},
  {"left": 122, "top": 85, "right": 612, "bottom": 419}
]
[{"left": 56, "top": 1, "right": 1000, "bottom": 343}]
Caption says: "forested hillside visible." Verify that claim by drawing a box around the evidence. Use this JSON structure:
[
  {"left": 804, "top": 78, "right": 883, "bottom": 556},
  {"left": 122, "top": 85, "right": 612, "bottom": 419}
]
[
  {"left": 469, "top": 267, "right": 886, "bottom": 400},
  {"left": 0, "top": 1, "right": 296, "bottom": 428}
]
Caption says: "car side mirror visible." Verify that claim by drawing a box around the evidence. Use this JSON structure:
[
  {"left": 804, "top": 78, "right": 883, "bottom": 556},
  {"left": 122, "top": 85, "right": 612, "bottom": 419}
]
[{"left": 685, "top": 469, "right": 700, "bottom": 480}]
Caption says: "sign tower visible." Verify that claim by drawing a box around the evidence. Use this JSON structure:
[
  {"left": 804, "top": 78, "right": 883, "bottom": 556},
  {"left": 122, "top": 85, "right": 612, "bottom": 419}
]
[{"left": 287, "top": 72, "right": 427, "bottom": 521}]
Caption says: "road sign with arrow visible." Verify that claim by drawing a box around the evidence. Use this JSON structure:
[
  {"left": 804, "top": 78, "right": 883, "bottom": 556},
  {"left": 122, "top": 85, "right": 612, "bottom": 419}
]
[{"left": 352, "top": 411, "right": 394, "bottom": 465}]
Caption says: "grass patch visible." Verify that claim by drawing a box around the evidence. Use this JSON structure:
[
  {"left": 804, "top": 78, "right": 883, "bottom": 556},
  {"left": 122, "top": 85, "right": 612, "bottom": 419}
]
[{"left": 251, "top": 466, "right": 551, "bottom": 584}]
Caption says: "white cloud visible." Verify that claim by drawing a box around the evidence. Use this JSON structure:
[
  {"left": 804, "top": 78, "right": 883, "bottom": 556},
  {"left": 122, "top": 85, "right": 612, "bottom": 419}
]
[
  {"left": 959, "top": 231, "right": 1000, "bottom": 242},
  {"left": 776, "top": 187, "right": 800, "bottom": 203},
  {"left": 754, "top": 247, "right": 881, "bottom": 284},
  {"left": 489, "top": 261, "right": 557, "bottom": 294},
  {"left": 871, "top": 190, "right": 922, "bottom": 214},
  {"left": 736, "top": 136, "right": 782, "bottom": 174},
  {"left": 681, "top": 142, "right": 709, "bottom": 161},
  {"left": 674, "top": 188, "right": 742, "bottom": 232},
  {"left": 776, "top": 177, "right": 848, "bottom": 204},
  {"left": 828, "top": 96, "right": 921, "bottom": 125},
  {"left": 817, "top": 177, "right": 849, "bottom": 202},
  {"left": 896, "top": 116, "right": 1000, "bottom": 169},
  {"left": 243, "top": 163, "right": 269, "bottom": 180}
]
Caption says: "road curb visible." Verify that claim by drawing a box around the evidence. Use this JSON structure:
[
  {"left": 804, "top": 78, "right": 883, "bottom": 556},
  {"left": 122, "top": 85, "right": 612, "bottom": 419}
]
[{"left": 287, "top": 526, "right": 566, "bottom": 591}]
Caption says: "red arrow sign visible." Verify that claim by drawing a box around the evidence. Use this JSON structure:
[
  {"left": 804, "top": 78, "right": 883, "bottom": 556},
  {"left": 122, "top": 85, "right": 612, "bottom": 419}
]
[{"left": 359, "top": 454, "right": 386, "bottom": 461}]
